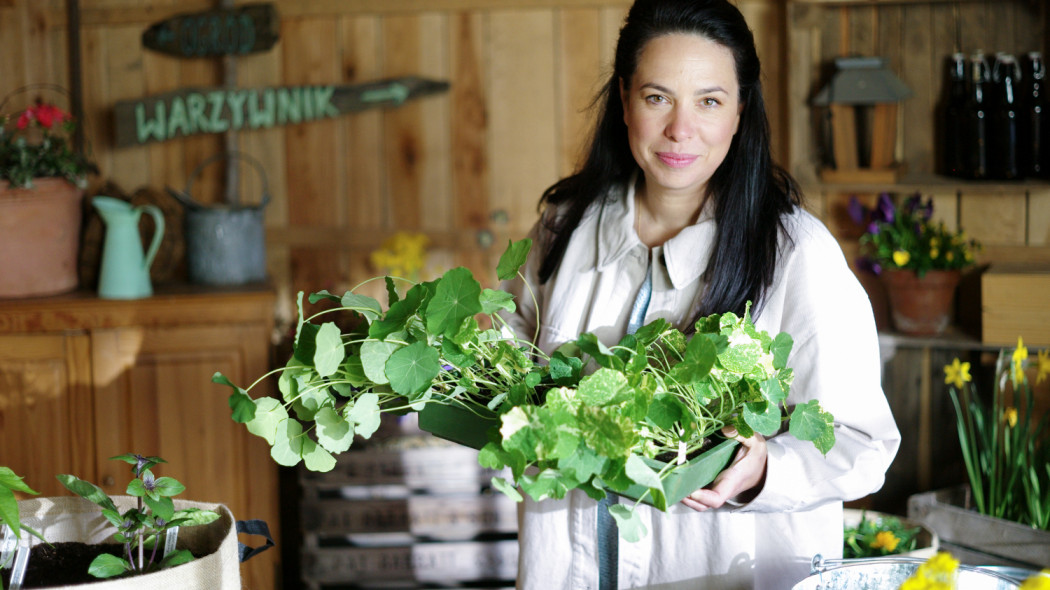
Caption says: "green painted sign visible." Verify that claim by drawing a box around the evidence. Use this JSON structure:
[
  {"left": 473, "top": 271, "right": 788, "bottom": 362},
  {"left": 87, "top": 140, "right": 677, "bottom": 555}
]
[
  {"left": 142, "top": 3, "right": 279, "bottom": 58},
  {"left": 113, "top": 77, "right": 449, "bottom": 148}
]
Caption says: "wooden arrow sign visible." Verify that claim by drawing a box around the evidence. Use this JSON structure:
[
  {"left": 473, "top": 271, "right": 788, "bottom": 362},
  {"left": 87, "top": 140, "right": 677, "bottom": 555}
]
[
  {"left": 112, "top": 77, "right": 450, "bottom": 148},
  {"left": 142, "top": 3, "right": 279, "bottom": 58}
]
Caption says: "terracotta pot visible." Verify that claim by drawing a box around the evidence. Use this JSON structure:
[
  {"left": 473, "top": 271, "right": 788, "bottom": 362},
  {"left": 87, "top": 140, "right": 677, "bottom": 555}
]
[
  {"left": 0, "top": 178, "right": 83, "bottom": 298},
  {"left": 880, "top": 269, "right": 961, "bottom": 336}
]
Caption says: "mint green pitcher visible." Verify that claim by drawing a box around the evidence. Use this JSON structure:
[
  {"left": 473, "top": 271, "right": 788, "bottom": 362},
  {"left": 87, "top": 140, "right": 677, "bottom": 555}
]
[{"left": 93, "top": 196, "right": 165, "bottom": 299}]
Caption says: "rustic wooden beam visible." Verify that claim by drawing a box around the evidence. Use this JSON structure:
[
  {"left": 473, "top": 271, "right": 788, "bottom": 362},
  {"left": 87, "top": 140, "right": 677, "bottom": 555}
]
[
  {"left": 45, "top": 0, "right": 634, "bottom": 27},
  {"left": 791, "top": 0, "right": 1002, "bottom": 5}
]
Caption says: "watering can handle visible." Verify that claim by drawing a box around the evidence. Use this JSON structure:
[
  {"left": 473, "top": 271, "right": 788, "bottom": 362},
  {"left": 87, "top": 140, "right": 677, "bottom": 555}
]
[
  {"left": 183, "top": 151, "right": 271, "bottom": 208},
  {"left": 139, "top": 204, "right": 166, "bottom": 274}
]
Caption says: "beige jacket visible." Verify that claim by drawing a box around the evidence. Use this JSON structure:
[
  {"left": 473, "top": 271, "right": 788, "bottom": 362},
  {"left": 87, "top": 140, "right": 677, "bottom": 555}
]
[{"left": 500, "top": 179, "right": 901, "bottom": 590}]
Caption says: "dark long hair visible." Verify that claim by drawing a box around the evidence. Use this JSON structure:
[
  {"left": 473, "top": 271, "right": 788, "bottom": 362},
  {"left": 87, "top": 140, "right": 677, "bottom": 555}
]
[{"left": 537, "top": 0, "right": 801, "bottom": 321}]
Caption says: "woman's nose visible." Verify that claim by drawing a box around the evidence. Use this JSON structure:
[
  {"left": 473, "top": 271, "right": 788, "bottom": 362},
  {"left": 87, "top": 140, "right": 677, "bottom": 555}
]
[{"left": 664, "top": 106, "right": 695, "bottom": 142}]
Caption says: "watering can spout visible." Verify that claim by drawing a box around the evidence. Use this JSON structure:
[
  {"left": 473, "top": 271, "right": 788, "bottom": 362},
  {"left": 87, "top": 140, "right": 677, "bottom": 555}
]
[{"left": 92, "top": 196, "right": 166, "bottom": 299}]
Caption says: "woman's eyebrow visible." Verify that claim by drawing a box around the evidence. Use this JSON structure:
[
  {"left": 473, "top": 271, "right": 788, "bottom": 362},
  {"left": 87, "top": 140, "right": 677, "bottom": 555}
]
[{"left": 639, "top": 82, "right": 728, "bottom": 96}]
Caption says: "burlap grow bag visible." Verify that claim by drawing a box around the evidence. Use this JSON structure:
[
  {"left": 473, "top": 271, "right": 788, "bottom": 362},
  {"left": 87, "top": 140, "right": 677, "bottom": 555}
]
[{"left": 15, "top": 496, "right": 240, "bottom": 589}]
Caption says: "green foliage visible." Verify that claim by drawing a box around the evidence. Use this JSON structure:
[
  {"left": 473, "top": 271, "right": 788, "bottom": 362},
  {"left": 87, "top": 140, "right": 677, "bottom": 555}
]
[
  {"left": 843, "top": 511, "right": 921, "bottom": 558},
  {"left": 214, "top": 239, "right": 837, "bottom": 540},
  {"left": 0, "top": 99, "right": 97, "bottom": 188},
  {"left": 58, "top": 454, "right": 220, "bottom": 579},
  {"left": 0, "top": 467, "right": 46, "bottom": 557}
]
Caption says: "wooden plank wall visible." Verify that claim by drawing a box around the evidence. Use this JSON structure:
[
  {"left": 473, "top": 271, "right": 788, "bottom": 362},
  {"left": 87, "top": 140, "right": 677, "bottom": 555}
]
[
  {"left": 786, "top": 0, "right": 1050, "bottom": 516},
  {"left": 1, "top": 0, "right": 784, "bottom": 331},
  {"left": 787, "top": 0, "right": 1050, "bottom": 332}
]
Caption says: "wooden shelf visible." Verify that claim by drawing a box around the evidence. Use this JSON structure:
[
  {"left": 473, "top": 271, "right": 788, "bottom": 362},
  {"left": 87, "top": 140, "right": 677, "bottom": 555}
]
[
  {"left": 791, "top": 0, "right": 1020, "bottom": 5},
  {"left": 878, "top": 328, "right": 1004, "bottom": 352},
  {"left": 805, "top": 173, "right": 1050, "bottom": 195}
]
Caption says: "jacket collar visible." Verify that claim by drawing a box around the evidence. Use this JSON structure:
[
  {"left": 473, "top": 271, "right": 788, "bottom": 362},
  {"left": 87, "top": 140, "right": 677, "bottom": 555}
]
[{"left": 595, "top": 172, "right": 717, "bottom": 289}]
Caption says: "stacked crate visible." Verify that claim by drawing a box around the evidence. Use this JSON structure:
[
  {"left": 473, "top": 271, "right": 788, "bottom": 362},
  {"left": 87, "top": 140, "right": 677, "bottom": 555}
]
[{"left": 299, "top": 415, "right": 518, "bottom": 589}]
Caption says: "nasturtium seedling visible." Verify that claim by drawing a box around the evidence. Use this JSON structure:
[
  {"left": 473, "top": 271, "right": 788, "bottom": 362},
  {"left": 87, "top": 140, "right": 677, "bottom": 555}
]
[{"left": 214, "top": 240, "right": 837, "bottom": 543}]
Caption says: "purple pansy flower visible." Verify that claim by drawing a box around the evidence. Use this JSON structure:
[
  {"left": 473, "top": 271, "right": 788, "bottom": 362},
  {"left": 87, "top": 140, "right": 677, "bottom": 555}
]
[
  {"left": 875, "top": 193, "right": 895, "bottom": 223},
  {"left": 848, "top": 196, "right": 867, "bottom": 225}
]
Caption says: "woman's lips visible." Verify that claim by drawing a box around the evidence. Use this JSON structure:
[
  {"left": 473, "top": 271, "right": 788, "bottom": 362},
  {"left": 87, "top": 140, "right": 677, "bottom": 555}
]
[{"left": 657, "top": 152, "right": 698, "bottom": 168}]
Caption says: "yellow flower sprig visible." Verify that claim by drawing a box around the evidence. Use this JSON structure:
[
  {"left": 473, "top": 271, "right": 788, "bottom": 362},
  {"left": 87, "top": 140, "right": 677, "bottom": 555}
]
[
  {"left": 1013, "top": 336, "right": 1029, "bottom": 385},
  {"left": 369, "top": 232, "right": 430, "bottom": 282},
  {"left": 944, "top": 358, "right": 971, "bottom": 389},
  {"left": 899, "top": 551, "right": 959, "bottom": 590}
]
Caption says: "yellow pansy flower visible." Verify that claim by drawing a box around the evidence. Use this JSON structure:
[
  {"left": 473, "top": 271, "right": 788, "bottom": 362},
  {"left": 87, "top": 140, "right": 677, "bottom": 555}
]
[
  {"left": 1004, "top": 407, "right": 1018, "bottom": 428},
  {"left": 1037, "top": 350, "right": 1050, "bottom": 385},
  {"left": 871, "top": 530, "right": 901, "bottom": 552},
  {"left": 944, "top": 358, "right": 971, "bottom": 389},
  {"left": 1013, "top": 337, "right": 1029, "bottom": 384},
  {"left": 945, "top": 251, "right": 955, "bottom": 262},
  {"left": 930, "top": 248, "right": 940, "bottom": 259},
  {"left": 893, "top": 250, "right": 911, "bottom": 266}
]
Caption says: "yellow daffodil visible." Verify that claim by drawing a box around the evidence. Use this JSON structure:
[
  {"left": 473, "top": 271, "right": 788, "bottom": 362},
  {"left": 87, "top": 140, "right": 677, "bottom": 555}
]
[
  {"left": 1037, "top": 349, "right": 1050, "bottom": 385},
  {"left": 944, "top": 358, "right": 971, "bottom": 389},
  {"left": 1013, "top": 337, "right": 1029, "bottom": 384},
  {"left": 945, "top": 251, "right": 955, "bottom": 262},
  {"left": 1019, "top": 570, "right": 1050, "bottom": 590},
  {"left": 901, "top": 552, "right": 959, "bottom": 590},
  {"left": 893, "top": 250, "right": 911, "bottom": 266},
  {"left": 871, "top": 530, "right": 901, "bottom": 552},
  {"left": 1004, "top": 407, "right": 1018, "bottom": 428},
  {"left": 930, "top": 248, "right": 940, "bottom": 259}
]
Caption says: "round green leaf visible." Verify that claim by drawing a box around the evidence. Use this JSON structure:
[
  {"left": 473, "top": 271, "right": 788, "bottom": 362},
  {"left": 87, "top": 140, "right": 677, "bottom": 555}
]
[
  {"left": 348, "top": 392, "right": 382, "bottom": 439},
  {"left": 316, "top": 406, "right": 354, "bottom": 454},
  {"left": 608, "top": 503, "right": 647, "bottom": 543},
  {"left": 361, "top": 340, "right": 400, "bottom": 385},
  {"left": 578, "top": 368, "right": 630, "bottom": 407},
  {"left": 313, "top": 322, "right": 345, "bottom": 378},
  {"left": 385, "top": 341, "right": 441, "bottom": 396},
  {"left": 426, "top": 267, "right": 483, "bottom": 336},
  {"left": 247, "top": 397, "right": 289, "bottom": 445}
]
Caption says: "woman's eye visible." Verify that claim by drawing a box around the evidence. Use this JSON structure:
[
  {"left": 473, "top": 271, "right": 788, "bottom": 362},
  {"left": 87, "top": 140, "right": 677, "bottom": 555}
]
[
  {"left": 701, "top": 97, "right": 721, "bottom": 107},
  {"left": 645, "top": 94, "right": 668, "bottom": 105}
]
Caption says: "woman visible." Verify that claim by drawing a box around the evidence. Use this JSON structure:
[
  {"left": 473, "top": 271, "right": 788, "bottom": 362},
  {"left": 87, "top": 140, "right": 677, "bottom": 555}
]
[{"left": 499, "top": 0, "right": 901, "bottom": 588}]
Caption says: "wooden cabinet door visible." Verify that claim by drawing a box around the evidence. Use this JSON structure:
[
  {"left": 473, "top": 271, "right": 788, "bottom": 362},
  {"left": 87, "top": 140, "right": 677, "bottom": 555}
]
[
  {"left": 0, "top": 332, "right": 95, "bottom": 497},
  {"left": 90, "top": 323, "right": 279, "bottom": 590}
]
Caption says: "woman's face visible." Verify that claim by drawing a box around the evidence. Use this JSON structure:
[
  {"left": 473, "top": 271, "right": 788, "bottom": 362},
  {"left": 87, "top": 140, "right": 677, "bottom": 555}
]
[{"left": 620, "top": 33, "right": 742, "bottom": 201}]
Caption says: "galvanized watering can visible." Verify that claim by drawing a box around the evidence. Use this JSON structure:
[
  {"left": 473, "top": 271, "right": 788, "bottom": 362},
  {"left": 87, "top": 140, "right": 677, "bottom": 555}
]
[
  {"left": 167, "top": 151, "right": 270, "bottom": 286},
  {"left": 793, "top": 555, "right": 1021, "bottom": 590}
]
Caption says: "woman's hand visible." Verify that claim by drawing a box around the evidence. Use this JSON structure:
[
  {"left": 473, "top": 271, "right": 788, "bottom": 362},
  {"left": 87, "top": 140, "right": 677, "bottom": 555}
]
[{"left": 681, "top": 427, "right": 768, "bottom": 512}]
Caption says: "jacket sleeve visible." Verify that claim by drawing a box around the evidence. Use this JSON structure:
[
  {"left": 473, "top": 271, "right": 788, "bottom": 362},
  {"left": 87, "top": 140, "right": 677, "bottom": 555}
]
[{"left": 737, "top": 215, "right": 902, "bottom": 513}]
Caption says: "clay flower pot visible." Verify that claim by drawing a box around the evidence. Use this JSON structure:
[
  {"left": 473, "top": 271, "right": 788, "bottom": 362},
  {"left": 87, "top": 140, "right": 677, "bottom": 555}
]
[
  {"left": 880, "top": 269, "right": 961, "bottom": 336},
  {"left": 0, "top": 178, "right": 83, "bottom": 299}
]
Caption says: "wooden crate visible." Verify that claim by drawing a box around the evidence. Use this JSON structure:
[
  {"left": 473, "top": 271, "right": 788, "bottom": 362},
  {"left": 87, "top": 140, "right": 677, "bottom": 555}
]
[
  {"left": 300, "top": 435, "right": 507, "bottom": 492},
  {"left": 907, "top": 486, "right": 1050, "bottom": 569},
  {"left": 299, "top": 431, "right": 519, "bottom": 589},
  {"left": 301, "top": 492, "right": 517, "bottom": 540},
  {"left": 982, "top": 264, "right": 1050, "bottom": 347},
  {"left": 301, "top": 539, "right": 518, "bottom": 587}
]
